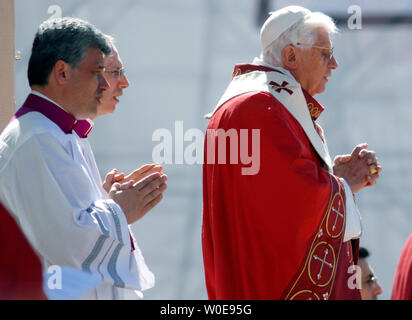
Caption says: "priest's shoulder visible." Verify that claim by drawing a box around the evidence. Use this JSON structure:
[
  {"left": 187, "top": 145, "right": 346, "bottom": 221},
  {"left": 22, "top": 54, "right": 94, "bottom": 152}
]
[
  {"left": 7, "top": 111, "right": 68, "bottom": 142},
  {"left": 0, "top": 112, "right": 68, "bottom": 164}
]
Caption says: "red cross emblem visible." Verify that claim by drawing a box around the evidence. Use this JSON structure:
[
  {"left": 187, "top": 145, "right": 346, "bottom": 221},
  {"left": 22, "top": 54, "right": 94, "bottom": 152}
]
[{"left": 269, "top": 81, "right": 293, "bottom": 95}]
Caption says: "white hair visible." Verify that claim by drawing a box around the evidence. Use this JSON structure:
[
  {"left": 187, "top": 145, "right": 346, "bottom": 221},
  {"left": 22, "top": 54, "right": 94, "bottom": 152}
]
[{"left": 261, "top": 12, "right": 339, "bottom": 67}]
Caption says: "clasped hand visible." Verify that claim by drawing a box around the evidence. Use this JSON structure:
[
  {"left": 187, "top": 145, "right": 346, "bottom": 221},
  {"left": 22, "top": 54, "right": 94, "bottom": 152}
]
[
  {"left": 103, "top": 164, "right": 168, "bottom": 224},
  {"left": 333, "top": 143, "right": 382, "bottom": 194}
]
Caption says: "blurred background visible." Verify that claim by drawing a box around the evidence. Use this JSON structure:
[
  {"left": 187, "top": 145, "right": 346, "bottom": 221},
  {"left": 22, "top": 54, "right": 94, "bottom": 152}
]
[{"left": 14, "top": 0, "right": 412, "bottom": 300}]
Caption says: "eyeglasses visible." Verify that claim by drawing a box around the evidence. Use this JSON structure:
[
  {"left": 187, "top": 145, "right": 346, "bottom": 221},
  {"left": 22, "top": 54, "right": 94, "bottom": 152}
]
[
  {"left": 295, "top": 42, "right": 334, "bottom": 60},
  {"left": 105, "top": 68, "right": 126, "bottom": 79},
  {"left": 363, "top": 274, "right": 378, "bottom": 286}
]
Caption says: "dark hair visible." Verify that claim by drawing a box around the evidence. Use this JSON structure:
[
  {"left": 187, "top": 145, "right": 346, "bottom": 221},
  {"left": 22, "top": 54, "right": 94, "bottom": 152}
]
[
  {"left": 359, "top": 247, "right": 370, "bottom": 259},
  {"left": 28, "top": 17, "right": 112, "bottom": 87}
]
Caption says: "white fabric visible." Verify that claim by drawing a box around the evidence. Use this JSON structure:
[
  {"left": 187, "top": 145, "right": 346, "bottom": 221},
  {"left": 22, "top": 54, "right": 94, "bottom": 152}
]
[
  {"left": 44, "top": 266, "right": 103, "bottom": 300},
  {"left": 252, "top": 57, "right": 295, "bottom": 78},
  {"left": 260, "top": 6, "right": 310, "bottom": 50},
  {"left": 0, "top": 105, "right": 154, "bottom": 300},
  {"left": 340, "top": 178, "right": 362, "bottom": 242}
]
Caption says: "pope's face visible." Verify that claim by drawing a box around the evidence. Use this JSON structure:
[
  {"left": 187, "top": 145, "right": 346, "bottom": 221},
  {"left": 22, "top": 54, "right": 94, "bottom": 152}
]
[
  {"left": 66, "top": 47, "right": 109, "bottom": 119},
  {"left": 294, "top": 27, "right": 338, "bottom": 96},
  {"left": 95, "top": 49, "right": 130, "bottom": 118}
]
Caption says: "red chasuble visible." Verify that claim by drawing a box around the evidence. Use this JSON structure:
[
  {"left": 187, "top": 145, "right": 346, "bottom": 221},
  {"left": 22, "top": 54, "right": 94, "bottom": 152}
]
[
  {"left": 391, "top": 234, "right": 412, "bottom": 300},
  {"left": 0, "top": 203, "right": 46, "bottom": 300},
  {"left": 202, "top": 64, "right": 361, "bottom": 300}
]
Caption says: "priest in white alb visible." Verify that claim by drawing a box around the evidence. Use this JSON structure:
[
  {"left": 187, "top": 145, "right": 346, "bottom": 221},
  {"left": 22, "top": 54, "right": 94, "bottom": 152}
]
[{"left": 0, "top": 17, "right": 167, "bottom": 299}]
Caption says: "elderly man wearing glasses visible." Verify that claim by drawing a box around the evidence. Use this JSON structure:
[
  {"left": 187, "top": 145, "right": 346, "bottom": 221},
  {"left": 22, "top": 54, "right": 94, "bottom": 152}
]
[
  {"left": 95, "top": 38, "right": 129, "bottom": 117},
  {"left": 75, "top": 39, "right": 165, "bottom": 201},
  {"left": 202, "top": 6, "right": 381, "bottom": 300}
]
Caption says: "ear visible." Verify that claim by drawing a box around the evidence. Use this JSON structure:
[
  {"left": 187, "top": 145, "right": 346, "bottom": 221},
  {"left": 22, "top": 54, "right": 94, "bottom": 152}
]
[
  {"left": 281, "top": 46, "right": 298, "bottom": 70},
  {"left": 53, "top": 60, "right": 70, "bottom": 86}
]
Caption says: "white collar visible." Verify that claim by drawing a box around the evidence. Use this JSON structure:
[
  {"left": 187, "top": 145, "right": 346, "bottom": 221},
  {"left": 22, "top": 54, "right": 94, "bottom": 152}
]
[{"left": 252, "top": 57, "right": 296, "bottom": 81}]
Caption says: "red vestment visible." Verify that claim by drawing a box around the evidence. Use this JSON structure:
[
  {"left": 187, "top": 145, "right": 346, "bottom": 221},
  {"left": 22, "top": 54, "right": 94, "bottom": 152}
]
[
  {"left": 202, "top": 64, "right": 361, "bottom": 300},
  {"left": 0, "top": 203, "right": 46, "bottom": 300},
  {"left": 392, "top": 234, "right": 412, "bottom": 300}
]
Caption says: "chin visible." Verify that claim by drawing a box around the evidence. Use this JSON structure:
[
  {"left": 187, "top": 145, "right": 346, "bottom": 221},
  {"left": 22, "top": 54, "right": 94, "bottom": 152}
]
[
  {"left": 99, "top": 105, "right": 116, "bottom": 116},
  {"left": 87, "top": 103, "right": 99, "bottom": 117},
  {"left": 313, "top": 87, "right": 326, "bottom": 96}
]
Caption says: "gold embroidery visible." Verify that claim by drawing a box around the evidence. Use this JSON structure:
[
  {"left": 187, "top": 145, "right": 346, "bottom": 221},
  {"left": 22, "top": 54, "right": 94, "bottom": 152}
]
[
  {"left": 308, "top": 242, "right": 336, "bottom": 287},
  {"left": 232, "top": 68, "right": 242, "bottom": 78},
  {"left": 326, "top": 193, "right": 346, "bottom": 239},
  {"left": 290, "top": 290, "right": 320, "bottom": 301},
  {"left": 307, "top": 102, "right": 321, "bottom": 120},
  {"left": 284, "top": 176, "right": 344, "bottom": 299}
]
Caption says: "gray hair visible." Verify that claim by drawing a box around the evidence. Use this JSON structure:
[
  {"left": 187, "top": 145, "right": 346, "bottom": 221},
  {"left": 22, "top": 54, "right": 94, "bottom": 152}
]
[
  {"left": 104, "top": 34, "right": 116, "bottom": 50},
  {"left": 261, "top": 12, "right": 338, "bottom": 67},
  {"left": 28, "top": 17, "right": 112, "bottom": 86}
]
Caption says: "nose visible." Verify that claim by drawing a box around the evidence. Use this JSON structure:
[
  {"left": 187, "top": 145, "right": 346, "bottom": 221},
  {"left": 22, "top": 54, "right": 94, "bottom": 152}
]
[
  {"left": 328, "top": 56, "right": 338, "bottom": 69},
  {"left": 373, "top": 282, "right": 383, "bottom": 297},
  {"left": 119, "top": 72, "right": 130, "bottom": 89},
  {"left": 98, "top": 73, "right": 110, "bottom": 90}
]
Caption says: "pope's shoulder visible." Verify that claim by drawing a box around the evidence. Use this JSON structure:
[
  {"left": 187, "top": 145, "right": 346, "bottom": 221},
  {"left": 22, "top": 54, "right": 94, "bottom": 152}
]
[{"left": 209, "top": 90, "right": 295, "bottom": 128}]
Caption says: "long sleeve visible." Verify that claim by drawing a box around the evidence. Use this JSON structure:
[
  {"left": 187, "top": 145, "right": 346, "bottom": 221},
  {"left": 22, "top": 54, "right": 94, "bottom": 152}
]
[
  {"left": 340, "top": 178, "right": 362, "bottom": 242},
  {"left": 0, "top": 127, "right": 154, "bottom": 298}
]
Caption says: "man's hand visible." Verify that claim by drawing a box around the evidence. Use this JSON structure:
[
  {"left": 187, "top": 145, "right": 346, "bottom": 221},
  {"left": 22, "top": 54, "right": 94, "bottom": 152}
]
[
  {"left": 109, "top": 172, "right": 168, "bottom": 224},
  {"left": 103, "top": 164, "right": 163, "bottom": 193},
  {"left": 333, "top": 143, "right": 382, "bottom": 194}
]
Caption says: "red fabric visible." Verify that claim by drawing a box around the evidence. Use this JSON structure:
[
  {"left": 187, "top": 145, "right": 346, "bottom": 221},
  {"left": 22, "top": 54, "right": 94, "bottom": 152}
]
[
  {"left": 202, "top": 65, "right": 360, "bottom": 300},
  {"left": 0, "top": 203, "right": 47, "bottom": 300},
  {"left": 329, "top": 240, "right": 361, "bottom": 300},
  {"left": 391, "top": 234, "right": 412, "bottom": 300}
]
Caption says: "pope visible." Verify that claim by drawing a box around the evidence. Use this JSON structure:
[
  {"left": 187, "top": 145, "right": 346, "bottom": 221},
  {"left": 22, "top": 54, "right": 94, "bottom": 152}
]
[{"left": 202, "top": 6, "right": 382, "bottom": 300}]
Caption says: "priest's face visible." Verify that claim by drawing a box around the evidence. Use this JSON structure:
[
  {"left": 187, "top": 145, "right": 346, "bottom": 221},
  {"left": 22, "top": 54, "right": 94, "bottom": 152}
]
[
  {"left": 359, "top": 257, "right": 383, "bottom": 300},
  {"left": 95, "top": 48, "right": 130, "bottom": 118},
  {"left": 293, "top": 27, "right": 338, "bottom": 96},
  {"left": 66, "top": 47, "right": 110, "bottom": 119}
]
